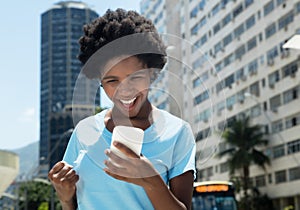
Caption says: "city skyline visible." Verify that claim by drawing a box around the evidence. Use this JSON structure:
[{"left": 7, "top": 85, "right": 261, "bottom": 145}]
[{"left": 0, "top": 0, "right": 140, "bottom": 150}]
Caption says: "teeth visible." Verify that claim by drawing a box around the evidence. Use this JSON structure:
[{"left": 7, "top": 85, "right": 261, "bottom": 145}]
[{"left": 120, "top": 97, "right": 136, "bottom": 105}]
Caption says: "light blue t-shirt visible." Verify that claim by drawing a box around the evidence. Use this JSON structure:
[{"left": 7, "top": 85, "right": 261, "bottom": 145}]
[{"left": 63, "top": 108, "right": 196, "bottom": 210}]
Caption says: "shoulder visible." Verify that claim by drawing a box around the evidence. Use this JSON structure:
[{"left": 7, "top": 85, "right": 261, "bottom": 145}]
[
  {"left": 76, "top": 109, "right": 108, "bottom": 130},
  {"left": 157, "top": 109, "right": 190, "bottom": 129},
  {"left": 73, "top": 109, "right": 108, "bottom": 145},
  {"left": 154, "top": 109, "right": 192, "bottom": 137}
]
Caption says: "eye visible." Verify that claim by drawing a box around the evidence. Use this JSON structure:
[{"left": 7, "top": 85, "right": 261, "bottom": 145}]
[
  {"left": 106, "top": 79, "right": 118, "bottom": 83},
  {"left": 130, "top": 75, "right": 144, "bottom": 80}
]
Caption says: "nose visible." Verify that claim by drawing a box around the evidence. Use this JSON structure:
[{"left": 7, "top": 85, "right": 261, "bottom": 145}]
[{"left": 116, "top": 78, "right": 134, "bottom": 95}]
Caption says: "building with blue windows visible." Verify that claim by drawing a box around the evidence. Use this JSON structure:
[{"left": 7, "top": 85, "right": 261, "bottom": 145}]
[{"left": 39, "top": 1, "right": 99, "bottom": 177}]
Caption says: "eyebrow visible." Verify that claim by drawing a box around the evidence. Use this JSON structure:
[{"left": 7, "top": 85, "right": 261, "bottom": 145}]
[
  {"left": 102, "top": 71, "right": 147, "bottom": 80},
  {"left": 101, "top": 75, "right": 119, "bottom": 80}
]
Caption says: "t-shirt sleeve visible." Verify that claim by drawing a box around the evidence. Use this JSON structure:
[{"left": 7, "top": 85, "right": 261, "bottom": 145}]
[
  {"left": 62, "top": 127, "right": 80, "bottom": 166},
  {"left": 169, "top": 122, "right": 196, "bottom": 180}
]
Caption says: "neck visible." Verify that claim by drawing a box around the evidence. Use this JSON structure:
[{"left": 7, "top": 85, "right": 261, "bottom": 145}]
[{"left": 106, "top": 100, "right": 154, "bottom": 131}]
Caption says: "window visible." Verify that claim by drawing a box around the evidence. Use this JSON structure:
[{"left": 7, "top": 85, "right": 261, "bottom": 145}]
[
  {"left": 249, "top": 82, "right": 260, "bottom": 97},
  {"left": 234, "top": 24, "right": 245, "bottom": 38},
  {"left": 268, "top": 70, "right": 280, "bottom": 86},
  {"left": 224, "top": 53, "right": 235, "bottom": 67},
  {"left": 207, "top": 167, "right": 213, "bottom": 177},
  {"left": 270, "top": 94, "right": 281, "bottom": 111},
  {"left": 222, "top": 13, "right": 232, "bottom": 27},
  {"left": 196, "top": 130, "right": 206, "bottom": 141},
  {"left": 268, "top": 173, "right": 273, "bottom": 184},
  {"left": 245, "top": 15, "right": 255, "bottom": 29},
  {"left": 289, "top": 167, "right": 300, "bottom": 181},
  {"left": 283, "top": 86, "right": 299, "bottom": 104},
  {"left": 221, "top": 0, "right": 229, "bottom": 8},
  {"left": 245, "top": 0, "right": 254, "bottom": 8},
  {"left": 193, "top": 77, "right": 201, "bottom": 88},
  {"left": 214, "top": 41, "right": 223, "bottom": 54},
  {"left": 267, "top": 46, "right": 279, "bottom": 62},
  {"left": 278, "top": 11, "right": 294, "bottom": 30},
  {"left": 216, "top": 81, "right": 225, "bottom": 93},
  {"left": 192, "top": 59, "right": 202, "bottom": 69},
  {"left": 201, "top": 71, "right": 209, "bottom": 82},
  {"left": 233, "top": 4, "right": 244, "bottom": 18},
  {"left": 236, "top": 89, "right": 246, "bottom": 103},
  {"left": 265, "top": 23, "right": 277, "bottom": 39},
  {"left": 255, "top": 175, "right": 266, "bottom": 187},
  {"left": 259, "top": 33, "right": 263, "bottom": 42},
  {"left": 275, "top": 170, "right": 286, "bottom": 184},
  {"left": 190, "top": 6, "right": 198, "bottom": 18},
  {"left": 212, "top": 3, "right": 221, "bottom": 16},
  {"left": 226, "top": 95, "right": 236, "bottom": 108},
  {"left": 297, "top": 2, "right": 300, "bottom": 13},
  {"left": 273, "top": 144, "right": 285, "bottom": 158},
  {"left": 272, "top": 120, "right": 283, "bottom": 133},
  {"left": 235, "top": 45, "right": 246, "bottom": 60},
  {"left": 220, "top": 162, "right": 229, "bottom": 173},
  {"left": 286, "top": 114, "right": 300, "bottom": 129},
  {"left": 235, "top": 68, "right": 245, "bottom": 80},
  {"left": 191, "top": 17, "right": 207, "bottom": 35},
  {"left": 251, "top": 104, "right": 261, "bottom": 118},
  {"left": 282, "top": 61, "right": 298, "bottom": 78},
  {"left": 287, "top": 139, "right": 300, "bottom": 154},
  {"left": 216, "top": 101, "right": 225, "bottom": 112},
  {"left": 215, "top": 62, "right": 223, "bottom": 73},
  {"left": 199, "top": 0, "right": 206, "bottom": 10},
  {"left": 194, "top": 91, "right": 209, "bottom": 105},
  {"left": 213, "top": 23, "right": 221, "bottom": 35},
  {"left": 225, "top": 74, "right": 234, "bottom": 88},
  {"left": 223, "top": 33, "right": 233, "bottom": 47},
  {"left": 247, "top": 37, "right": 257, "bottom": 51},
  {"left": 248, "top": 59, "right": 258, "bottom": 75},
  {"left": 264, "top": 0, "right": 275, "bottom": 16},
  {"left": 192, "top": 35, "right": 208, "bottom": 53}
]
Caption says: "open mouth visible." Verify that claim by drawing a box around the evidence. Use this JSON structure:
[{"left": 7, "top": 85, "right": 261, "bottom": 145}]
[{"left": 119, "top": 97, "right": 137, "bottom": 110}]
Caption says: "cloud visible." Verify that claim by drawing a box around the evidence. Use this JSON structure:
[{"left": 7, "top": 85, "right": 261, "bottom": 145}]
[{"left": 18, "top": 107, "right": 35, "bottom": 122}]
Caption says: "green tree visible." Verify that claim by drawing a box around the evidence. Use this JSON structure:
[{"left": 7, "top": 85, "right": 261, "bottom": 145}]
[
  {"left": 18, "top": 180, "right": 60, "bottom": 210},
  {"left": 218, "top": 116, "right": 270, "bottom": 208},
  {"left": 95, "top": 106, "right": 107, "bottom": 114}
]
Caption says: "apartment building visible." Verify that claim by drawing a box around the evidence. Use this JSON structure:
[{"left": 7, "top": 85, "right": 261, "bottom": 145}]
[
  {"left": 142, "top": 0, "right": 300, "bottom": 209},
  {"left": 141, "top": 0, "right": 184, "bottom": 118}
]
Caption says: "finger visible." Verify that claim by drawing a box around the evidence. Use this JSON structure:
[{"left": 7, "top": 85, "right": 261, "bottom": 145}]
[
  {"left": 48, "top": 161, "right": 65, "bottom": 177},
  {"left": 65, "top": 168, "right": 78, "bottom": 180},
  {"left": 103, "top": 168, "right": 127, "bottom": 182},
  {"left": 113, "top": 141, "right": 140, "bottom": 158},
  {"left": 51, "top": 164, "right": 73, "bottom": 182},
  {"left": 105, "top": 149, "right": 130, "bottom": 167},
  {"left": 61, "top": 173, "right": 79, "bottom": 185}
]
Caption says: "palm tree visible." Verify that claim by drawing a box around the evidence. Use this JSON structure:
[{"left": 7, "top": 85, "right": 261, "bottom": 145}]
[{"left": 218, "top": 116, "right": 270, "bottom": 206}]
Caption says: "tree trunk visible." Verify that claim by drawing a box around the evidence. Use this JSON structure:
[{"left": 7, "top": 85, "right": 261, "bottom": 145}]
[{"left": 243, "top": 166, "right": 250, "bottom": 210}]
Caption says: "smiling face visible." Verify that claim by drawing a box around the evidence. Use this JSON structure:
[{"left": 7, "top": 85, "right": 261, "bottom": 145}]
[{"left": 101, "top": 56, "right": 152, "bottom": 119}]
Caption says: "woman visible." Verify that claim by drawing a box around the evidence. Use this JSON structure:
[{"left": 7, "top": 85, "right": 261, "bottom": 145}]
[{"left": 48, "top": 8, "right": 196, "bottom": 210}]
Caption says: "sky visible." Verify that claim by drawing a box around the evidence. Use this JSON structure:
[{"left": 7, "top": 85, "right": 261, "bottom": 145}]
[{"left": 0, "top": 0, "right": 140, "bottom": 150}]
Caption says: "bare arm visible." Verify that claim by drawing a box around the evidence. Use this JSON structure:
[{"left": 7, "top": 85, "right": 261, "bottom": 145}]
[
  {"left": 144, "top": 171, "right": 194, "bottom": 210},
  {"left": 104, "top": 142, "right": 194, "bottom": 210}
]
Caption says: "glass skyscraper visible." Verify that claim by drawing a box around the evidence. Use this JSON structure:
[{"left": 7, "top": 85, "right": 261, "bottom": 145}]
[{"left": 39, "top": 1, "right": 99, "bottom": 177}]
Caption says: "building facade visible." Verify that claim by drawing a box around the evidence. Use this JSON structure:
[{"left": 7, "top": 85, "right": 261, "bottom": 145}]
[
  {"left": 141, "top": 0, "right": 184, "bottom": 118},
  {"left": 142, "top": 0, "right": 300, "bottom": 209},
  {"left": 39, "top": 1, "right": 99, "bottom": 177}
]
